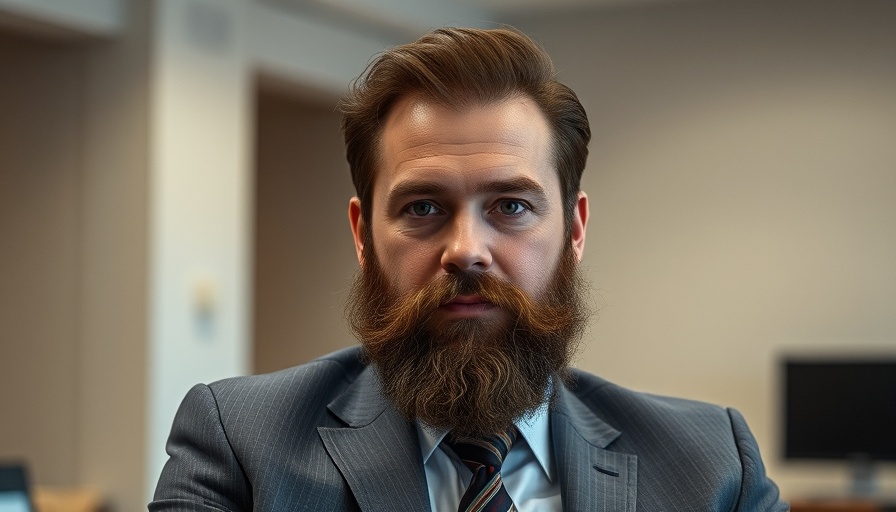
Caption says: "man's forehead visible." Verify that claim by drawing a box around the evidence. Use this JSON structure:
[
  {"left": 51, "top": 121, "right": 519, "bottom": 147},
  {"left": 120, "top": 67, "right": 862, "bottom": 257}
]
[{"left": 380, "top": 95, "right": 551, "bottom": 165}]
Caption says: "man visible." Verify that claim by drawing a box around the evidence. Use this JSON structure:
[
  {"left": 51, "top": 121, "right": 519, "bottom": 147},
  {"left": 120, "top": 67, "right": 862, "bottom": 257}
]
[{"left": 150, "top": 28, "right": 788, "bottom": 511}]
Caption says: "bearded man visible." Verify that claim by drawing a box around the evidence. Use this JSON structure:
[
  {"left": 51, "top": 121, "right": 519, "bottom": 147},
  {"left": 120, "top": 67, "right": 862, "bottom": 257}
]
[{"left": 151, "top": 27, "right": 787, "bottom": 512}]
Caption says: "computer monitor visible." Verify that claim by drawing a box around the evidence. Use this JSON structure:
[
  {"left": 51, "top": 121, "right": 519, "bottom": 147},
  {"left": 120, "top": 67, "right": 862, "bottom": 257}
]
[{"left": 782, "top": 357, "right": 896, "bottom": 495}]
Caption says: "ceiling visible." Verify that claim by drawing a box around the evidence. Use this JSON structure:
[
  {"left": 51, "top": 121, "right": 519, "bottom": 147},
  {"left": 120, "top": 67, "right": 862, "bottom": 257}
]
[
  {"left": 260, "top": 0, "right": 687, "bottom": 41},
  {"left": 472, "top": 0, "right": 683, "bottom": 14}
]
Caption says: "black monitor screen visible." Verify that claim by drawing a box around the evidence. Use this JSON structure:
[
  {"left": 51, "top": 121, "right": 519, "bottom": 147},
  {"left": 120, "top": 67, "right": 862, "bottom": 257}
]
[{"left": 783, "top": 358, "right": 896, "bottom": 461}]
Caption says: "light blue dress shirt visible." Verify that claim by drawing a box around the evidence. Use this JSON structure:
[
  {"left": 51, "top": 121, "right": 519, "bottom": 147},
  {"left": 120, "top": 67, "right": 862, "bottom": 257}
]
[{"left": 416, "top": 402, "right": 562, "bottom": 512}]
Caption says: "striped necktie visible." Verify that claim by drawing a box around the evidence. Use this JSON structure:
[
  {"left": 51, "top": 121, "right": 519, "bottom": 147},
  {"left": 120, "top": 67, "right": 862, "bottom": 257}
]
[{"left": 444, "top": 429, "right": 519, "bottom": 512}]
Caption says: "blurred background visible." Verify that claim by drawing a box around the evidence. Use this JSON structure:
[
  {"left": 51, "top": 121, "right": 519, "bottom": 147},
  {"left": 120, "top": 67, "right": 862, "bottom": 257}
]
[{"left": 0, "top": 0, "right": 894, "bottom": 510}]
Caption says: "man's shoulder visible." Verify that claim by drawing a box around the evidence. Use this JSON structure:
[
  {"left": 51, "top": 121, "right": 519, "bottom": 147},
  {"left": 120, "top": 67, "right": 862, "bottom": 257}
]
[
  {"left": 560, "top": 370, "right": 785, "bottom": 509},
  {"left": 560, "top": 369, "right": 745, "bottom": 481},
  {"left": 564, "top": 367, "right": 733, "bottom": 435}
]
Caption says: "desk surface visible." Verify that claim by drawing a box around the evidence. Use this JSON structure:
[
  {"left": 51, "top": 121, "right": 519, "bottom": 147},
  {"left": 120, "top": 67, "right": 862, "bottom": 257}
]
[
  {"left": 790, "top": 498, "right": 896, "bottom": 512},
  {"left": 32, "top": 487, "right": 103, "bottom": 512}
]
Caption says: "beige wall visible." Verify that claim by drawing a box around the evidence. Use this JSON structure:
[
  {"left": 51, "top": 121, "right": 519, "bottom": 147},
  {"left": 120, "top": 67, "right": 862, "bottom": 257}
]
[
  {"left": 253, "top": 88, "right": 359, "bottom": 374},
  {"left": 0, "top": 4, "right": 149, "bottom": 509},
  {"left": 0, "top": 32, "right": 84, "bottom": 486},
  {"left": 511, "top": 0, "right": 896, "bottom": 497},
  {"left": 76, "top": 1, "right": 150, "bottom": 509}
]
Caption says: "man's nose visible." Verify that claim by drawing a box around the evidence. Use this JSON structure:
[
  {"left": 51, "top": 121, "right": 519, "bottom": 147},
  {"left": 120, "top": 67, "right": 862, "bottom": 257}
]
[{"left": 440, "top": 211, "right": 493, "bottom": 273}]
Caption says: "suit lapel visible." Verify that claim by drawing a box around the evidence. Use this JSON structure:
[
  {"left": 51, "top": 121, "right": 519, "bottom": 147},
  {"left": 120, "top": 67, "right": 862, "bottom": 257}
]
[
  {"left": 552, "top": 383, "right": 638, "bottom": 512},
  {"left": 318, "top": 368, "right": 431, "bottom": 512}
]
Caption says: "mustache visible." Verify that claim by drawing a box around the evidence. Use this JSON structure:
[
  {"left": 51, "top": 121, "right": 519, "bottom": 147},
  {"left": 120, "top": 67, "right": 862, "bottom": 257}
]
[{"left": 353, "top": 268, "right": 582, "bottom": 352}]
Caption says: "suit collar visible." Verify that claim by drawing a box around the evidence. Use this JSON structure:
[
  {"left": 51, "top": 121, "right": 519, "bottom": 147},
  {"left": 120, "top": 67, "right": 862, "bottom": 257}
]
[
  {"left": 325, "top": 363, "right": 391, "bottom": 426},
  {"left": 552, "top": 380, "right": 622, "bottom": 448},
  {"left": 318, "top": 366, "right": 432, "bottom": 512},
  {"left": 552, "top": 381, "right": 638, "bottom": 512}
]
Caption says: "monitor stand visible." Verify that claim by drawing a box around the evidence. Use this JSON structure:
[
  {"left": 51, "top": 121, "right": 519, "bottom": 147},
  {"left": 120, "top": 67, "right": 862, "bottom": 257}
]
[{"left": 848, "top": 453, "right": 878, "bottom": 497}]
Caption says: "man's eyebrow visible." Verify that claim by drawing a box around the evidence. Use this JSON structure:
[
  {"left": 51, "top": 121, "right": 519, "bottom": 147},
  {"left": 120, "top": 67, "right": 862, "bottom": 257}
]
[
  {"left": 388, "top": 181, "right": 449, "bottom": 202},
  {"left": 475, "top": 176, "right": 548, "bottom": 201},
  {"left": 387, "top": 176, "right": 549, "bottom": 205}
]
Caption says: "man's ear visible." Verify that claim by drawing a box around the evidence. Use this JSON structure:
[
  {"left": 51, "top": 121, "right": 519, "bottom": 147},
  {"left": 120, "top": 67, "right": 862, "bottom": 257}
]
[
  {"left": 348, "top": 197, "right": 365, "bottom": 266},
  {"left": 571, "top": 191, "right": 589, "bottom": 262}
]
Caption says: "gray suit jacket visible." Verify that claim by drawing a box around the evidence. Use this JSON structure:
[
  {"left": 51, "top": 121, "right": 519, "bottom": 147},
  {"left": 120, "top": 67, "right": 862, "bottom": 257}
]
[{"left": 150, "top": 346, "right": 788, "bottom": 511}]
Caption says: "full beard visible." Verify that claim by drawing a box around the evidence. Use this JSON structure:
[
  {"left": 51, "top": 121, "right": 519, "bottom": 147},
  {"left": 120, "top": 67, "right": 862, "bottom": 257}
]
[{"left": 346, "top": 240, "right": 588, "bottom": 438}]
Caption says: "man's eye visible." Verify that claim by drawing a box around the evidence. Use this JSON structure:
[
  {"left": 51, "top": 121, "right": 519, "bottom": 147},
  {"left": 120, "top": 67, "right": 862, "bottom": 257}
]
[
  {"left": 406, "top": 202, "right": 440, "bottom": 217},
  {"left": 496, "top": 200, "right": 527, "bottom": 216}
]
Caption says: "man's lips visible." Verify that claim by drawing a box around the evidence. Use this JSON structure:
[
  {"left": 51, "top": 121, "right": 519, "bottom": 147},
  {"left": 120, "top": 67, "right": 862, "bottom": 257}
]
[{"left": 438, "top": 295, "right": 497, "bottom": 316}]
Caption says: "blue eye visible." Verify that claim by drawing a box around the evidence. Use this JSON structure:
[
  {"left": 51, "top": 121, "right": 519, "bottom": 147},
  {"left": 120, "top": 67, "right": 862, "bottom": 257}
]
[
  {"left": 497, "top": 200, "right": 527, "bottom": 215},
  {"left": 406, "top": 202, "right": 439, "bottom": 217}
]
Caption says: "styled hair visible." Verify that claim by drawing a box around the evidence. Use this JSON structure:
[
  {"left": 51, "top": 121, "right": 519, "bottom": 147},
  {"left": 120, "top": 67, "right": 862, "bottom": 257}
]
[{"left": 340, "top": 27, "right": 591, "bottom": 233}]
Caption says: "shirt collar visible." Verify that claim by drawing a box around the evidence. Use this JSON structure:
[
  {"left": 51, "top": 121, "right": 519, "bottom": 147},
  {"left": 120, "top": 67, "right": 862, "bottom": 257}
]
[{"left": 415, "top": 400, "right": 554, "bottom": 480}]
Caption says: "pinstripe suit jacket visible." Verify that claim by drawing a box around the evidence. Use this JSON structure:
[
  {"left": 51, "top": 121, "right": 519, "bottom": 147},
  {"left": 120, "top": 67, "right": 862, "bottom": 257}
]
[{"left": 150, "top": 346, "right": 788, "bottom": 511}]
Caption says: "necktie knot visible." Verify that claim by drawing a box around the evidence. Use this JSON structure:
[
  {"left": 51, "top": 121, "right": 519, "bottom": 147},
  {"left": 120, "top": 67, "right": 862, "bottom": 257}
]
[
  {"left": 444, "top": 428, "right": 519, "bottom": 512},
  {"left": 445, "top": 429, "right": 518, "bottom": 471}
]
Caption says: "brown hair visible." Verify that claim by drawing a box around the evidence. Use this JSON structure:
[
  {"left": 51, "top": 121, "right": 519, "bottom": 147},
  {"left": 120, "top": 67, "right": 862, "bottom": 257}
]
[{"left": 340, "top": 27, "right": 591, "bottom": 233}]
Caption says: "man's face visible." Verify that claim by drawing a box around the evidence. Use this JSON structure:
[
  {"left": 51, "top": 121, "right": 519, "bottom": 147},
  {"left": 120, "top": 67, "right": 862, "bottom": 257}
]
[
  {"left": 345, "top": 94, "right": 589, "bottom": 437},
  {"left": 349, "top": 94, "right": 588, "bottom": 311}
]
